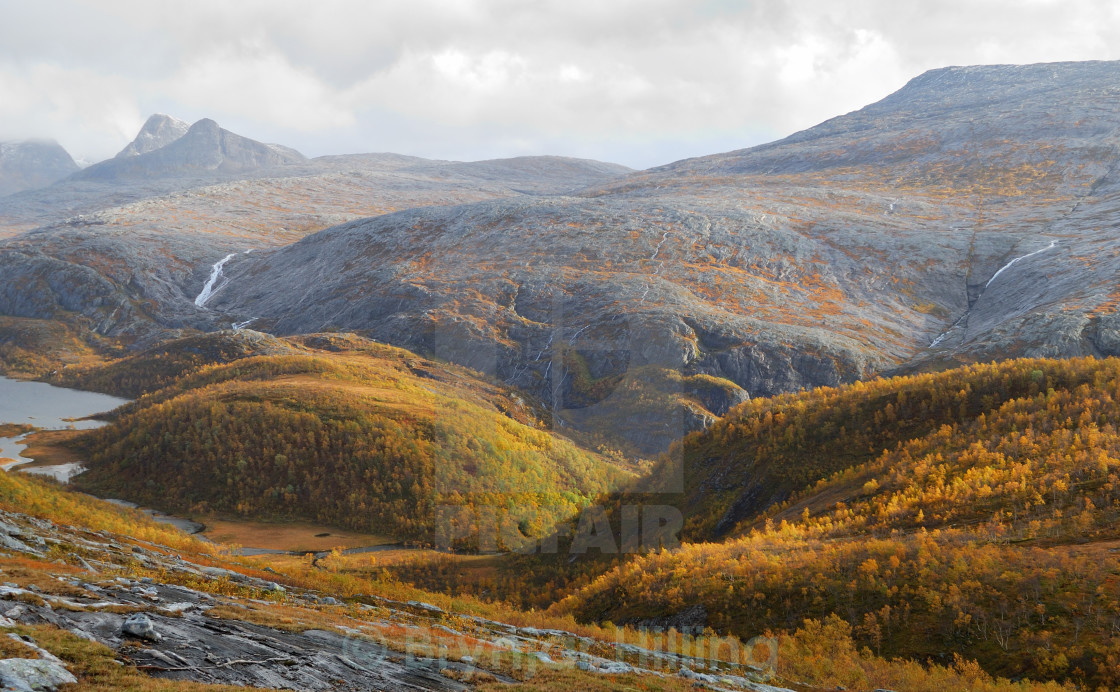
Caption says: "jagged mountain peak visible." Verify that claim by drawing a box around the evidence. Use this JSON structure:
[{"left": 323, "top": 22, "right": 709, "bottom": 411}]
[
  {"left": 75, "top": 117, "right": 305, "bottom": 182},
  {"left": 115, "top": 114, "right": 190, "bottom": 158}
]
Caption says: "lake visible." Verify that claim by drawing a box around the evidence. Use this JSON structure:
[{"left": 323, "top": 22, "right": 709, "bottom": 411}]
[
  {"left": 0, "top": 376, "right": 129, "bottom": 430},
  {"left": 0, "top": 376, "right": 129, "bottom": 475}
]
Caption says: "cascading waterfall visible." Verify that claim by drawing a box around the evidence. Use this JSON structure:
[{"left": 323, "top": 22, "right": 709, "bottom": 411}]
[
  {"left": 985, "top": 240, "right": 1058, "bottom": 288},
  {"left": 929, "top": 239, "right": 1059, "bottom": 348},
  {"left": 194, "top": 253, "right": 237, "bottom": 307}
]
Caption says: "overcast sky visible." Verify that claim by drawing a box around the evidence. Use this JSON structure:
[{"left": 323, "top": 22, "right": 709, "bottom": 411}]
[{"left": 2, "top": 0, "right": 1118, "bottom": 169}]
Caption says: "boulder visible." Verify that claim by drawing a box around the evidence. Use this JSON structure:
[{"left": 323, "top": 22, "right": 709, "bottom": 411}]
[
  {"left": 120, "top": 613, "right": 161, "bottom": 642},
  {"left": 0, "top": 658, "right": 77, "bottom": 692}
]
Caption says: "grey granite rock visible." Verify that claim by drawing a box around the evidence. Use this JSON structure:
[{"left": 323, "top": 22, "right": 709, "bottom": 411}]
[
  {"left": 120, "top": 612, "right": 161, "bottom": 641},
  {"left": 115, "top": 114, "right": 190, "bottom": 159},
  {"left": 0, "top": 658, "right": 77, "bottom": 691}
]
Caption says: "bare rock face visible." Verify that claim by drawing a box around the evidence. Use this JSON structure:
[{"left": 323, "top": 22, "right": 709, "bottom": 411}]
[
  {"left": 115, "top": 114, "right": 190, "bottom": 158},
  {"left": 0, "top": 141, "right": 79, "bottom": 197},
  {"left": 0, "top": 658, "right": 78, "bottom": 691}
]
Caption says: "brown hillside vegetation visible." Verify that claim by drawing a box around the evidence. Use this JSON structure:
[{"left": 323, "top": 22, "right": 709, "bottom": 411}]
[
  {"left": 48, "top": 329, "right": 303, "bottom": 397},
  {"left": 547, "top": 357, "right": 1120, "bottom": 688},
  {"left": 0, "top": 466, "right": 1077, "bottom": 691},
  {"left": 70, "top": 337, "right": 632, "bottom": 546}
]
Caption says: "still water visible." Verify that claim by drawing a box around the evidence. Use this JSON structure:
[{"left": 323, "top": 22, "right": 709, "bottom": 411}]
[
  {"left": 0, "top": 376, "right": 129, "bottom": 475},
  {"left": 0, "top": 376, "right": 129, "bottom": 430}
]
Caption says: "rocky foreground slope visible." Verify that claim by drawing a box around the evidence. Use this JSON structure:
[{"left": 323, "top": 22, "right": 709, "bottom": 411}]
[{"left": 0, "top": 493, "right": 789, "bottom": 691}]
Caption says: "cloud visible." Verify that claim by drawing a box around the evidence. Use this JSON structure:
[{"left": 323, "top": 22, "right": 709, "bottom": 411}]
[
  {"left": 0, "top": 62, "right": 143, "bottom": 160},
  {"left": 171, "top": 38, "right": 355, "bottom": 132},
  {"left": 0, "top": 0, "right": 1118, "bottom": 167}
]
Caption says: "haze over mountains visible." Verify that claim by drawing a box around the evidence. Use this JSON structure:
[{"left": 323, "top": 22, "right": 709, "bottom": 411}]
[
  {"left": 0, "top": 139, "right": 79, "bottom": 197},
  {"left": 3, "top": 59, "right": 1120, "bottom": 454}
]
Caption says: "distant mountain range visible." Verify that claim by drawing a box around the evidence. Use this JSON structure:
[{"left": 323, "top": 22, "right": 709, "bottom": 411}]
[{"left": 3, "top": 60, "right": 1120, "bottom": 455}]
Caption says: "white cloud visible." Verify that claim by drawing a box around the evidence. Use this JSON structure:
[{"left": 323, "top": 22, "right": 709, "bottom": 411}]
[
  {"left": 0, "top": 62, "right": 143, "bottom": 159},
  {"left": 0, "top": 0, "right": 1118, "bottom": 168},
  {"left": 171, "top": 39, "right": 355, "bottom": 132}
]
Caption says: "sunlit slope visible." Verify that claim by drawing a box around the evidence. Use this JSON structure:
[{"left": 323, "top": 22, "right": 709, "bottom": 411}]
[
  {"left": 553, "top": 357, "right": 1120, "bottom": 687},
  {"left": 207, "top": 62, "right": 1120, "bottom": 457},
  {"left": 72, "top": 336, "right": 631, "bottom": 544},
  {"left": 49, "top": 329, "right": 302, "bottom": 397}
]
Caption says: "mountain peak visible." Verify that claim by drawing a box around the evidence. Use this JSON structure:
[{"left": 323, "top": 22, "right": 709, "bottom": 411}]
[
  {"left": 0, "top": 139, "right": 79, "bottom": 196},
  {"left": 78, "top": 118, "right": 305, "bottom": 182},
  {"left": 186, "top": 118, "right": 220, "bottom": 135},
  {"left": 115, "top": 114, "right": 190, "bottom": 158}
]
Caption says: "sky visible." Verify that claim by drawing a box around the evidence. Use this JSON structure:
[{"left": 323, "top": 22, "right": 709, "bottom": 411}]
[{"left": 1, "top": 0, "right": 1119, "bottom": 169}]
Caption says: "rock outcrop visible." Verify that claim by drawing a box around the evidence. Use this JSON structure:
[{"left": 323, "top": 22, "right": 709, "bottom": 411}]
[
  {"left": 0, "top": 506, "right": 783, "bottom": 690},
  {"left": 115, "top": 114, "right": 190, "bottom": 158}
]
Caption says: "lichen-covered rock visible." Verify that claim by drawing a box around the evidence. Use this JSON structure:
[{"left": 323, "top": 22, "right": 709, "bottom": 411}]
[
  {"left": 0, "top": 658, "right": 77, "bottom": 692},
  {"left": 120, "top": 613, "right": 161, "bottom": 642}
]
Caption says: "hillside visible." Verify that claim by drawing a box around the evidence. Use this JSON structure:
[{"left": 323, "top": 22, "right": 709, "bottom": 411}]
[
  {"left": 544, "top": 357, "right": 1120, "bottom": 688},
  {"left": 68, "top": 333, "right": 632, "bottom": 546},
  {"left": 193, "top": 60, "right": 1120, "bottom": 455},
  {"left": 0, "top": 454, "right": 1082, "bottom": 691}
]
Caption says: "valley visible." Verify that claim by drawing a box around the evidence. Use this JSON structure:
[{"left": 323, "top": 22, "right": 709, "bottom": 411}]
[{"left": 1, "top": 59, "right": 1120, "bottom": 691}]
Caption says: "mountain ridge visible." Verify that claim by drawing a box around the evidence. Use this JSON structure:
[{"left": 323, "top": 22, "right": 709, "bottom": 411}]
[
  {"left": 73, "top": 117, "right": 306, "bottom": 182},
  {"left": 4, "top": 60, "right": 1120, "bottom": 457}
]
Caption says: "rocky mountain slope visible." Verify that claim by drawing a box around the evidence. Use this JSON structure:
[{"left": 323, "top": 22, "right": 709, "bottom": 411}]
[
  {"left": 194, "top": 61, "right": 1120, "bottom": 452},
  {"left": 0, "top": 467, "right": 796, "bottom": 691},
  {"left": 0, "top": 118, "right": 633, "bottom": 348},
  {"left": 0, "top": 140, "right": 79, "bottom": 197}
]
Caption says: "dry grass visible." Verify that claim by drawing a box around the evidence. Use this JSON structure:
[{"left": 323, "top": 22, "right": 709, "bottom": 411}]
[
  {"left": 0, "top": 424, "right": 33, "bottom": 438},
  {"left": 17, "top": 429, "right": 84, "bottom": 468},
  {"left": 474, "top": 668, "right": 705, "bottom": 691},
  {"left": 201, "top": 517, "right": 393, "bottom": 553}
]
